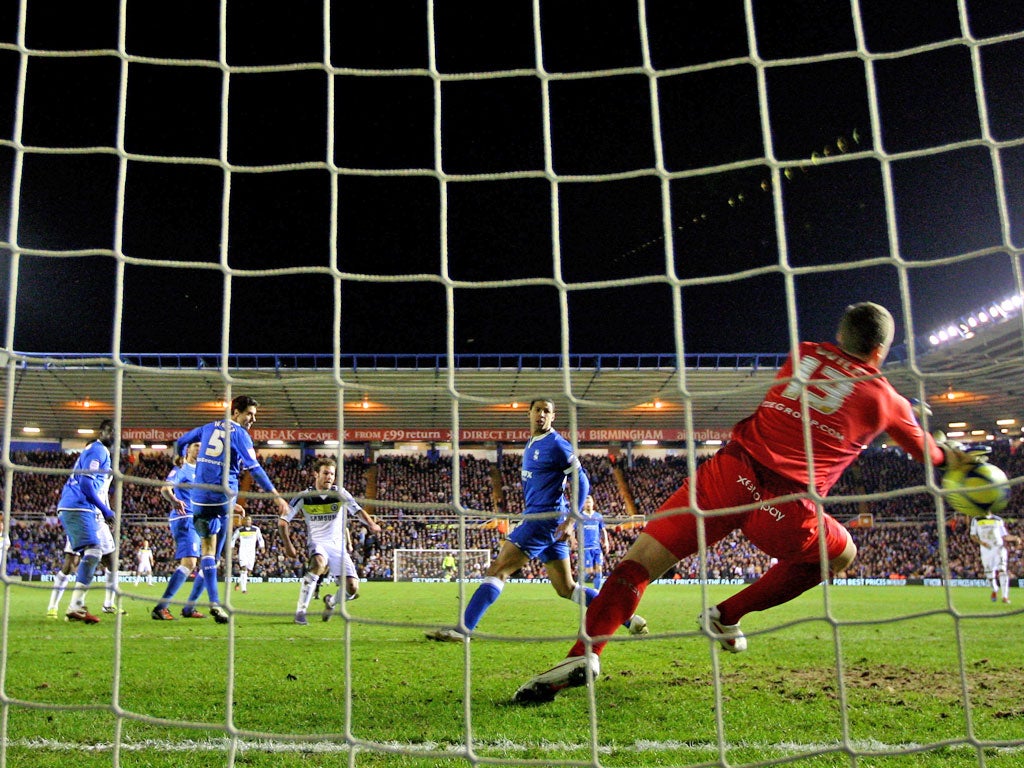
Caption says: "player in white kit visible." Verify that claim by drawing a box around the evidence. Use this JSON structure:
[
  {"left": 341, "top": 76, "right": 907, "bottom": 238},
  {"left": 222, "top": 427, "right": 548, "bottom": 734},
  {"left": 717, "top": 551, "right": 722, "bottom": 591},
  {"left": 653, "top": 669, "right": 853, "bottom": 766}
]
[
  {"left": 135, "top": 540, "right": 155, "bottom": 586},
  {"left": 278, "top": 457, "right": 380, "bottom": 625},
  {"left": 230, "top": 515, "right": 265, "bottom": 593},
  {"left": 970, "top": 513, "right": 1019, "bottom": 604}
]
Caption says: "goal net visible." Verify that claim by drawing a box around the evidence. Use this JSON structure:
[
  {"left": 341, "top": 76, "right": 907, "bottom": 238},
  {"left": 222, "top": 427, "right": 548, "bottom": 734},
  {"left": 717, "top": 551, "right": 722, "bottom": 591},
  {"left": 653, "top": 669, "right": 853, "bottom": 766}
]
[
  {"left": 392, "top": 548, "right": 491, "bottom": 582},
  {"left": 2, "top": 1, "right": 1023, "bottom": 767}
]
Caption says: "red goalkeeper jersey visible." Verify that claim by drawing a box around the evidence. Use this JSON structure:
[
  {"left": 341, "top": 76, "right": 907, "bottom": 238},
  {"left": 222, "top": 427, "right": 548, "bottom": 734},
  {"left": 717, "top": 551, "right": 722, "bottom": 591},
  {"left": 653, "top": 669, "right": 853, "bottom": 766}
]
[{"left": 730, "top": 341, "right": 943, "bottom": 495}]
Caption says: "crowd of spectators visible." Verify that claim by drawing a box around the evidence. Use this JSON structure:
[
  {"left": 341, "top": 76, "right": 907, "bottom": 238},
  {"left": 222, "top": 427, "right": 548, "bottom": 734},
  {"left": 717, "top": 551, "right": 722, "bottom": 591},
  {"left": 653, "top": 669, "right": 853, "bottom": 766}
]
[{"left": 2, "top": 441, "right": 1021, "bottom": 583}]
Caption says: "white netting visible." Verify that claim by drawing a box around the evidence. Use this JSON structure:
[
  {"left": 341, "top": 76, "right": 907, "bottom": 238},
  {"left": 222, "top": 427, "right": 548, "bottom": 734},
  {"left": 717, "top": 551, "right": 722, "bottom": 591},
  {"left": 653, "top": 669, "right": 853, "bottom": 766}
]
[{"left": 2, "top": 1, "right": 1023, "bottom": 766}]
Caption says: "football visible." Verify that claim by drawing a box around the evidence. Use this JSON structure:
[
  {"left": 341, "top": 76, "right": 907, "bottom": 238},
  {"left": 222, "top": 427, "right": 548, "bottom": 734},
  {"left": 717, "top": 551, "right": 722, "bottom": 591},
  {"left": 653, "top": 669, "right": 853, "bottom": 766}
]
[{"left": 941, "top": 462, "right": 1010, "bottom": 517}]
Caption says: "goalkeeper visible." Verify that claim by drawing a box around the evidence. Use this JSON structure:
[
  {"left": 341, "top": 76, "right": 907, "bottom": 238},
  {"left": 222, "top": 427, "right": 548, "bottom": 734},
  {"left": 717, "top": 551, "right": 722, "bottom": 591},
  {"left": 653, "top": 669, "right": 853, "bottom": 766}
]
[{"left": 516, "top": 302, "right": 985, "bottom": 702}]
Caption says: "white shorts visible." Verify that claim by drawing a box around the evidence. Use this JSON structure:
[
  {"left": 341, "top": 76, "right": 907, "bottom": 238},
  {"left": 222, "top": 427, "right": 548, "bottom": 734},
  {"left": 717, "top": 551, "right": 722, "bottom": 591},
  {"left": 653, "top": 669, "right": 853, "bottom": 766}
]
[
  {"left": 97, "top": 525, "right": 115, "bottom": 557},
  {"left": 309, "top": 540, "right": 357, "bottom": 580},
  {"left": 981, "top": 545, "right": 1008, "bottom": 578},
  {"left": 238, "top": 554, "right": 257, "bottom": 571}
]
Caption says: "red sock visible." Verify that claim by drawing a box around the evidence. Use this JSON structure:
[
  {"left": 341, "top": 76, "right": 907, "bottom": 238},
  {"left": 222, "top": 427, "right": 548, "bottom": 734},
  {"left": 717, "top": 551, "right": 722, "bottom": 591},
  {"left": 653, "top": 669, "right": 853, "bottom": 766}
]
[
  {"left": 569, "top": 559, "right": 650, "bottom": 657},
  {"left": 717, "top": 561, "right": 822, "bottom": 624}
]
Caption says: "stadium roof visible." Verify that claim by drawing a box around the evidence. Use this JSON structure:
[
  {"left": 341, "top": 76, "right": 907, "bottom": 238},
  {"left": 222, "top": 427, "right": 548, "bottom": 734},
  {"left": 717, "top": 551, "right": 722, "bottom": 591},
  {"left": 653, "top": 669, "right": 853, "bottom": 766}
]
[{"left": 4, "top": 318, "right": 1022, "bottom": 446}]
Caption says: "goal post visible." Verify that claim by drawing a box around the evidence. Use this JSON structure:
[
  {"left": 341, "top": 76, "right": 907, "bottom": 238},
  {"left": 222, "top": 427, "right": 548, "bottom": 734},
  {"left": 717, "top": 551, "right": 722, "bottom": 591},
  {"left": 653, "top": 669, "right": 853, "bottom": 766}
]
[{"left": 392, "top": 548, "right": 492, "bottom": 582}]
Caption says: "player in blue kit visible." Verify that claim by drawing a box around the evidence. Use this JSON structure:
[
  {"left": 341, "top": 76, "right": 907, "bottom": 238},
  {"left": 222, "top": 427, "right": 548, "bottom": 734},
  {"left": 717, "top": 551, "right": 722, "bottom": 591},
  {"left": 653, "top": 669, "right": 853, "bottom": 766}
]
[
  {"left": 426, "top": 398, "right": 647, "bottom": 641},
  {"left": 151, "top": 441, "right": 208, "bottom": 620},
  {"left": 175, "top": 395, "right": 290, "bottom": 623},
  {"left": 580, "top": 496, "right": 610, "bottom": 590},
  {"left": 58, "top": 419, "right": 117, "bottom": 624}
]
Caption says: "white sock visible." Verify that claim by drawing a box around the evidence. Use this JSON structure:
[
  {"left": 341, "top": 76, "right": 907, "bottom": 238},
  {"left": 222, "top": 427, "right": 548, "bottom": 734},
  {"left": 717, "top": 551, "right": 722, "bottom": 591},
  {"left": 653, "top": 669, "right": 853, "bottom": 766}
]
[
  {"left": 69, "top": 585, "right": 88, "bottom": 611},
  {"left": 297, "top": 572, "right": 318, "bottom": 612},
  {"left": 104, "top": 569, "right": 117, "bottom": 608},
  {"left": 48, "top": 571, "right": 71, "bottom": 610}
]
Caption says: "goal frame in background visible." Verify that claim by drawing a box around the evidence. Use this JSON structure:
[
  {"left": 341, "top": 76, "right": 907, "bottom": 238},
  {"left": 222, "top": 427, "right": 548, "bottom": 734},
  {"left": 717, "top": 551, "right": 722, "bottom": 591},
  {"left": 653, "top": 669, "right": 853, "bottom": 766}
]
[{"left": 392, "top": 548, "right": 492, "bottom": 582}]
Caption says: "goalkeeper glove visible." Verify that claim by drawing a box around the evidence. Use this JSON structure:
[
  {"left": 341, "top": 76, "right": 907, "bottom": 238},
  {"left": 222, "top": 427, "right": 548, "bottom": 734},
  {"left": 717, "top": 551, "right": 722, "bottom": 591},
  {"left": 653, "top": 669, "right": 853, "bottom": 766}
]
[{"left": 933, "top": 430, "right": 991, "bottom": 472}]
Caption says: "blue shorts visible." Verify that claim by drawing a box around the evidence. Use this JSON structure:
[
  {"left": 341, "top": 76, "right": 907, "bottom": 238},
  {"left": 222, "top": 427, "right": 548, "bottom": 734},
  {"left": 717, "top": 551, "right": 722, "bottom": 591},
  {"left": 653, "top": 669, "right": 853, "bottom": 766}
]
[
  {"left": 170, "top": 516, "right": 201, "bottom": 560},
  {"left": 508, "top": 516, "right": 569, "bottom": 563},
  {"left": 193, "top": 500, "right": 230, "bottom": 545},
  {"left": 583, "top": 547, "right": 603, "bottom": 569},
  {"left": 59, "top": 509, "right": 100, "bottom": 552}
]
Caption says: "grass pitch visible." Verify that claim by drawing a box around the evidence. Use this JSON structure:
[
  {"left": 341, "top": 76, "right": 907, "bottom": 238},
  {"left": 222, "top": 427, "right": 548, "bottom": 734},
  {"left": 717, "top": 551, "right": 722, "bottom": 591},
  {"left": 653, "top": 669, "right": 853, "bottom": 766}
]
[{"left": 2, "top": 578, "right": 1022, "bottom": 767}]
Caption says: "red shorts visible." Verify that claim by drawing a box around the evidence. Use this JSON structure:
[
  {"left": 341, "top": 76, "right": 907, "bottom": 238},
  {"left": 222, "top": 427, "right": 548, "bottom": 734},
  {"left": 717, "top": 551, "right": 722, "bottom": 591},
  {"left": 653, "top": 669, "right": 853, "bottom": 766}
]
[{"left": 644, "top": 441, "right": 850, "bottom": 564}]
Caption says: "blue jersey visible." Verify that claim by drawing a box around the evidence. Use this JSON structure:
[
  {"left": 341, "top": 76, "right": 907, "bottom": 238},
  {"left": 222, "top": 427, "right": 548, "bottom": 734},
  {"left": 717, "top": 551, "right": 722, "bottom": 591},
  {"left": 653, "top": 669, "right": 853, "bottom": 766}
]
[
  {"left": 165, "top": 460, "right": 196, "bottom": 518},
  {"left": 57, "top": 440, "right": 113, "bottom": 516},
  {"left": 176, "top": 420, "right": 274, "bottom": 506},
  {"left": 581, "top": 511, "right": 605, "bottom": 551},
  {"left": 166, "top": 461, "right": 201, "bottom": 560},
  {"left": 520, "top": 430, "right": 590, "bottom": 518}
]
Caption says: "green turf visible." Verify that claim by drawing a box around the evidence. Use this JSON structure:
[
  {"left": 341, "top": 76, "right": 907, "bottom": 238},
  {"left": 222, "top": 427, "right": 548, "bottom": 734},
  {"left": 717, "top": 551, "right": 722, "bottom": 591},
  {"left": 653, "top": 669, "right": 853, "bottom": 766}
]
[{"left": 2, "top": 579, "right": 1022, "bottom": 767}]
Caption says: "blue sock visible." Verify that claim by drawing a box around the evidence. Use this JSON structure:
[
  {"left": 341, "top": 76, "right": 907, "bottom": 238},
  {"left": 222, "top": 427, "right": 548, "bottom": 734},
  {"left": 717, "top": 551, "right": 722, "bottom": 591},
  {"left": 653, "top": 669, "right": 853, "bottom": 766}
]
[
  {"left": 187, "top": 571, "right": 205, "bottom": 600},
  {"left": 201, "top": 556, "right": 219, "bottom": 605},
  {"left": 183, "top": 571, "right": 205, "bottom": 613},
  {"left": 463, "top": 578, "right": 503, "bottom": 632},
  {"left": 75, "top": 553, "right": 101, "bottom": 586},
  {"left": 158, "top": 567, "right": 188, "bottom": 610},
  {"left": 593, "top": 572, "right": 604, "bottom": 590}
]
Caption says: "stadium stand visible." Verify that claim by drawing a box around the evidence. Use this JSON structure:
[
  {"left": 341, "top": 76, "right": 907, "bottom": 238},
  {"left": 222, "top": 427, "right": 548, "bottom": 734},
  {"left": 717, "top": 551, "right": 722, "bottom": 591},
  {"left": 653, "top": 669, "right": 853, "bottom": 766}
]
[{"left": 4, "top": 444, "right": 1021, "bottom": 582}]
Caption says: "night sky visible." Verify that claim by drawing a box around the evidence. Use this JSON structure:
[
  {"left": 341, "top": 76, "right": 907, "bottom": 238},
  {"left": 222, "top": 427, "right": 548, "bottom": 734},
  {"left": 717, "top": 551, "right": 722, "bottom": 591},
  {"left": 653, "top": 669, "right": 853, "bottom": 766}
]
[{"left": 1, "top": 0, "right": 1022, "bottom": 357}]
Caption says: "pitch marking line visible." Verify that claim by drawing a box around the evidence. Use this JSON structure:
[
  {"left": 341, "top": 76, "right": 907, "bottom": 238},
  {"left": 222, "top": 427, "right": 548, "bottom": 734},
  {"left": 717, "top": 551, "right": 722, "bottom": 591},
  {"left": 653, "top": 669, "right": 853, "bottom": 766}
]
[{"left": 9, "top": 737, "right": 1024, "bottom": 756}]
